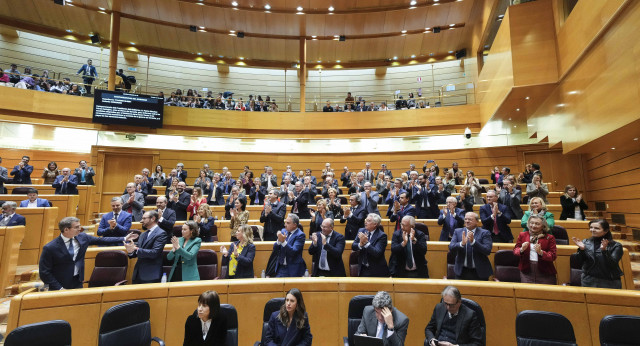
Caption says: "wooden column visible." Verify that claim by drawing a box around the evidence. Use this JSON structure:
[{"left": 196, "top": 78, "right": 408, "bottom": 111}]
[
  {"left": 107, "top": 6, "right": 121, "bottom": 91},
  {"left": 299, "top": 38, "right": 306, "bottom": 112}
]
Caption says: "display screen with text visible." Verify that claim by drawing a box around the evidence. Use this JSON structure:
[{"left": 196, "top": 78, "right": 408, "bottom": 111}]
[{"left": 92, "top": 89, "right": 164, "bottom": 128}]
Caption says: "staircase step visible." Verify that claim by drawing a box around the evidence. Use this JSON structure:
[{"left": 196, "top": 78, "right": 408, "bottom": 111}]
[
  {"left": 13, "top": 265, "right": 39, "bottom": 284},
  {"left": 617, "top": 239, "right": 640, "bottom": 252},
  {"left": 635, "top": 280, "right": 640, "bottom": 290},
  {"left": 630, "top": 252, "right": 640, "bottom": 262},
  {"left": 0, "top": 298, "right": 10, "bottom": 324},
  {"left": 631, "top": 262, "right": 640, "bottom": 281}
]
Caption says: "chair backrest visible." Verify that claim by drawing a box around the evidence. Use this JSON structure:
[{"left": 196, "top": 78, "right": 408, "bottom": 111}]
[
  {"left": 493, "top": 249, "right": 521, "bottom": 283},
  {"left": 261, "top": 298, "right": 285, "bottom": 344},
  {"left": 415, "top": 222, "right": 429, "bottom": 241},
  {"left": 568, "top": 253, "right": 583, "bottom": 286},
  {"left": 551, "top": 225, "right": 568, "bottom": 241},
  {"left": 461, "top": 298, "right": 486, "bottom": 345},
  {"left": 251, "top": 225, "right": 262, "bottom": 241},
  {"left": 144, "top": 195, "right": 158, "bottom": 206},
  {"left": 5, "top": 320, "right": 71, "bottom": 346},
  {"left": 185, "top": 187, "right": 194, "bottom": 195},
  {"left": 162, "top": 250, "right": 172, "bottom": 277},
  {"left": 98, "top": 300, "right": 153, "bottom": 346},
  {"left": 515, "top": 310, "right": 576, "bottom": 346},
  {"left": 599, "top": 315, "right": 640, "bottom": 346},
  {"left": 339, "top": 196, "right": 348, "bottom": 204},
  {"left": 149, "top": 188, "right": 158, "bottom": 195},
  {"left": 197, "top": 249, "right": 218, "bottom": 280},
  {"left": 11, "top": 187, "right": 31, "bottom": 194},
  {"left": 521, "top": 195, "right": 529, "bottom": 205},
  {"left": 346, "top": 295, "right": 374, "bottom": 346},
  {"left": 446, "top": 250, "right": 456, "bottom": 279},
  {"left": 172, "top": 225, "right": 183, "bottom": 238},
  {"left": 88, "top": 250, "right": 129, "bottom": 287},
  {"left": 349, "top": 251, "right": 360, "bottom": 277},
  {"left": 478, "top": 178, "right": 489, "bottom": 185},
  {"left": 220, "top": 304, "right": 238, "bottom": 346}
]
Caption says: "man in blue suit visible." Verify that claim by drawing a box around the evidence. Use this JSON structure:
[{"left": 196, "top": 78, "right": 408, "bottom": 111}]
[
  {"left": 76, "top": 58, "right": 98, "bottom": 94},
  {"left": 97, "top": 197, "right": 132, "bottom": 237},
  {"left": 19, "top": 188, "right": 51, "bottom": 208},
  {"left": 308, "top": 218, "right": 346, "bottom": 277},
  {"left": 124, "top": 210, "right": 168, "bottom": 284},
  {"left": 207, "top": 173, "right": 224, "bottom": 205},
  {"left": 437, "top": 197, "right": 465, "bottom": 241},
  {"left": 273, "top": 214, "right": 307, "bottom": 277},
  {"left": 389, "top": 192, "right": 416, "bottom": 232},
  {"left": 261, "top": 189, "right": 287, "bottom": 241},
  {"left": 0, "top": 202, "right": 26, "bottom": 226},
  {"left": 360, "top": 182, "right": 380, "bottom": 215},
  {"left": 479, "top": 189, "right": 513, "bottom": 243},
  {"left": 52, "top": 168, "right": 79, "bottom": 195},
  {"left": 39, "top": 216, "right": 135, "bottom": 290},
  {"left": 448, "top": 212, "right": 493, "bottom": 281},
  {"left": 352, "top": 213, "right": 390, "bottom": 277},
  {"left": 10, "top": 156, "right": 33, "bottom": 184}
]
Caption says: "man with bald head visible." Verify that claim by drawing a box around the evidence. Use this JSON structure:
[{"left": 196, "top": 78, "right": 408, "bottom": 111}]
[
  {"left": 448, "top": 212, "right": 493, "bottom": 281},
  {"left": 152, "top": 195, "right": 176, "bottom": 236},
  {"left": 121, "top": 182, "right": 145, "bottom": 222},
  {"left": 390, "top": 215, "right": 428, "bottom": 278},
  {"left": 52, "top": 167, "right": 79, "bottom": 195},
  {"left": 168, "top": 181, "right": 190, "bottom": 221},
  {"left": 308, "top": 218, "right": 346, "bottom": 277}
]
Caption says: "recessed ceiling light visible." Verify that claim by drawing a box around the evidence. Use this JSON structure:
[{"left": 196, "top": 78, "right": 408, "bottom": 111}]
[
  {"left": 516, "top": 108, "right": 520, "bottom": 111},
  {"left": 311, "top": 35, "right": 317, "bottom": 38},
  {"left": 409, "top": 6, "right": 416, "bottom": 9},
  {"left": 557, "top": 103, "right": 566, "bottom": 107},
  {"left": 425, "top": 27, "right": 431, "bottom": 30},
  {"left": 527, "top": 124, "right": 534, "bottom": 127},
  {"left": 513, "top": 125, "right": 517, "bottom": 128},
  {"left": 611, "top": 147, "right": 616, "bottom": 150},
  {"left": 336, "top": 60, "right": 341, "bottom": 62},
  {"left": 508, "top": 117, "right": 512, "bottom": 120},
  {"left": 568, "top": 90, "right": 579, "bottom": 95},
  {"left": 66, "top": 29, "right": 73, "bottom": 33},
  {"left": 98, "top": 7, "right": 105, "bottom": 10},
  {"left": 393, "top": 56, "right": 398, "bottom": 60},
  {"left": 448, "top": 51, "right": 454, "bottom": 54},
  {"left": 328, "top": 6, "right": 334, "bottom": 11},
  {"left": 317, "top": 60, "right": 322, "bottom": 63},
  {"left": 264, "top": 4, "right": 271, "bottom": 9},
  {"left": 297, "top": 6, "right": 303, "bottom": 11},
  {"left": 634, "top": 138, "right": 638, "bottom": 141},
  {"left": 199, "top": 29, "right": 207, "bottom": 32},
  {"left": 525, "top": 96, "right": 530, "bottom": 100},
  {"left": 401, "top": 30, "right": 407, "bottom": 33},
  {"left": 130, "top": 42, "right": 135, "bottom": 45},
  {"left": 239, "top": 57, "right": 244, "bottom": 60},
  {"left": 434, "top": 0, "right": 439, "bottom": 2},
  {"left": 449, "top": 24, "right": 455, "bottom": 27},
  {"left": 498, "top": 14, "right": 504, "bottom": 18},
  {"left": 197, "top": 52, "right": 202, "bottom": 55},
  {"left": 230, "top": 30, "right": 235, "bottom": 33},
  {"left": 410, "top": 0, "right": 417, "bottom": 5},
  {"left": 231, "top": 1, "right": 238, "bottom": 6},
  {"left": 411, "top": 54, "right": 416, "bottom": 58}
]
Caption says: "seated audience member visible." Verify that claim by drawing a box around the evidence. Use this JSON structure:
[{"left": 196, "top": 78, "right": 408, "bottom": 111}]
[
  {"left": 0, "top": 69, "right": 10, "bottom": 84},
  {"left": 194, "top": 204, "right": 216, "bottom": 242},
  {"left": 169, "top": 181, "right": 191, "bottom": 221},
  {"left": 11, "top": 155, "right": 33, "bottom": 184},
  {"left": 356, "top": 291, "right": 409, "bottom": 346},
  {"left": 438, "top": 197, "right": 465, "bottom": 241},
  {"left": 164, "top": 169, "right": 181, "bottom": 194},
  {"left": 560, "top": 184, "right": 588, "bottom": 220},
  {"left": 128, "top": 174, "right": 149, "bottom": 197},
  {"left": 167, "top": 221, "right": 202, "bottom": 282},
  {"left": 207, "top": 173, "right": 224, "bottom": 206},
  {"left": 97, "top": 197, "right": 132, "bottom": 237},
  {"left": 378, "top": 102, "right": 389, "bottom": 111},
  {"left": 514, "top": 215, "right": 558, "bottom": 285},
  {"left": 356, "top": 101, "right": 368, "bottom": 112},
  {"left": 151, "top": 164, "right": 165, "bottom": 186},
  {"left": 74, "top": 160, "right": 95, "bottom": 185},
  {"left": 352, "top": 213, "right": 390, "bottom": 277},
  {"left": 489, "top": 166, "right": 502, "bottom": 185},
  {"left": 221, "top": 224, "right": 255, "bottom": 279},
  {"left": 152, "top": 196, "right": 176, "bottom": 237},
  {"left": 479, "top": 190, "right": 513, "bottom": 243},
  {"left": 526, "top": 173, "right": 549, "bottom": 203},
  {"left": 288, "top": 181, "right": 311, "bottom": 219},
  {"left": 265, "top": 288, "right": 313, "bottom": 346},
  {"left": 187, "top": 187, "right": 208, "bottom": 220},
  {"left": 463, "top": 171, "right": 483, "bottom": 204},
  {"left": 272, "top": 214, "right": 306, "bottom": 277},
  {"left": 19, "top": 188, "right": 51, "bottom": 207},
  {"left": 572, "top": 219, "right": 623, "bottom": 289},
  {"left": 433, "top": 176, "right": 450, "bottom": 204},
  {"left": 309, "top": 199, "right": 334, "bottom": 236},
  {"left": 390, "top": 215, "right": 429, "bottom": 278},
  {"left": 456, "top": 186, "right": 475, "bottom": 213},
  {"left": 340, "top": 193, "right": 367, "bottom": 240},
  {"left": 193, "top": 170, "right": 213, "bottom": 195},
  {"left": 183, "top": 290, "right": 228, "bottom": 346},
  {"left": 4, "top": 63, "right": 20, "bottom": 84},
  {"left": 52, "top": 167, "right": 79, "bottom": 195},
  {"left": 389, "top": 192, "right": 416, "bottom": 231},
  {"left": 448, "top": 212, "right": 493, "bottom": 281},
  {"left": 497, "top": 177, "right": 523, "bottom": 220},
  {"left": 0, "top": 201, "right": 26, "bottom": 226},
  {"left": 442, "top": 170, "right": 457, "bottom": 194},
  {"left": 360, "top": 182, "right": 380, "bottom": 215},
  {"left": 308, "top": 218, "right": 346, "bottom": 277},
  {"left": 521, "top": 197, "right": 554, "bottom": 232},
  {"left": 229, "top": 197, "right": 250, "bottom": 241},
  {"left": 121, "top": 182, "right": 145, "bottom": 222},
  {"left": 42, "top": 161, "right": 59, "bottom": 185},
  {"left": 323, "top": 101, "right": 333, "bottom": 112},
  {"left": 425, "top": 286, "right": 483, "bottom": 346},
  {"left": 385, "top": 178, "right": 407, "bottom": 206},
  {"left": 39, "top": 217, "right": 135, "bottom": 290},
  {"left": 395, "top": 95, "right": 408, "bottom": 110},
  {"left": 261, "top": 188, "right": 287, "bottom": 241},
  {"left": 345, "top": 91, "right": 355, "bottom": 108},
  {"left": 67, "top": 84, "right": 81, "bottom": 96}
]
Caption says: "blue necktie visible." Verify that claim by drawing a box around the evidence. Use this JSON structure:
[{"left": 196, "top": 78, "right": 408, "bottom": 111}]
[
  {"left": 81, "top": 169, "right": 86, "bottom": 182},
  {"left": 377, "top": 324, "right": 385, "bottom": 338}
]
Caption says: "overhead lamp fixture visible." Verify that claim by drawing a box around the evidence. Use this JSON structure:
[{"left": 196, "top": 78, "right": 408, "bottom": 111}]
[
  {"left": 411, "top": 54, "right": 416, "bottom": 58},
  {"left": 339, "top": 35, "right": 346, "bottom": 41},
  {"left": 328, "top": 6, "right": 334, "bottom": 11},
  {"left": 336, "top": 60, "right": 341, "bottom": 63},
  {"left": 65, "top": 29, "right": 73, "bottom": 33},
  {"left": 231, "top": 1, "right": 238, "bottom": 6},
  {"left": 448, "top": 50, "right": 454, "bottom": 54},
  {"left": 239, "top": 57, "right": 244, "bottom": 60},
  {"left": 297, "top": 6, "right": 303, "bottom": 11},
  {"left": 129, "top": 42, "right": 135, "bottom": 45},
  {"left": 189, "top": 25, "right": 197, "bottom": 32},
  {"left": 401, "top": 30, "right": 407, "bottom": 34},
  {"left": 525, "top": 96, "right": 530, "bottom": 100},
  {"left": 393, "top": 56, "right": 398, "bottom": 60},
  {"left": 449, "top": 23, "right": 455, "bottom": 27},
  {"left": 237, "top": 32, "right": 245, "bottom": 38},
  {"left": 410, "top": 0, "right": 417, "bottom": 5},
  {"left": 264, "top": 4, "right": 271, "bottom": 9}
]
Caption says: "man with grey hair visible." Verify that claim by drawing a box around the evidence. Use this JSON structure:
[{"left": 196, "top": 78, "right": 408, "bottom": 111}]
[
  {"left": 288, "top": 181, "right": 311, "bottom": 219},
  {"left": 425, "top": 286, "right": 483, "bottom": 346},
  {"left": 176, "top": 162, "right": 188, "bottom": 182},
  {"left": 0, "top": 201, "right": 26, "bottom": 226},
  {"left": 272, "top": 214, "right": 306, "bottom": 277},
  {"left": 308, "top": 218, "right": 346, "bottom": 277},
  {"left": 97, "top": 197, "right": 132, "bottom": 237},
  {"left": 390, "top": 215, "right": 428, "bottom": 278},
  {"left": 121, "top": 182, "right": 145, "bottom": 222},
  {"left": 479, "top": 189, "right": 512, "bottom": 243},
  {"left": 40, "top": 216, "right": 136, "bottom": 290},
  {"left": 449, "top": 212, "right": 493, "bottom": 281},
  {"left": 261, "top": 166, "right": 278, "bottom": 189},
  {"left": 340, "top": 193, "right": 366, "bottom": 240},
  {"left": 437, "top": 196, "right": 465, "bottom": 241},
  {"left": 356, "top": 291, "right": 409, "bottom": 345},
  {"left": 352, "top": 213, "right": 389, "bottom": 277},
  {"left": 52, "top": 167, "right": 78, "bottom": 195}
]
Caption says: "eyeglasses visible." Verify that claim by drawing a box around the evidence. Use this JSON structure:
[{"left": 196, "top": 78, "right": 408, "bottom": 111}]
[{"left": 443, "top": 300, "right": 460, "bottom": 308}]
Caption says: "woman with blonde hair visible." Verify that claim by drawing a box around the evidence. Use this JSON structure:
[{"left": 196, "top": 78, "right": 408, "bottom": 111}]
[
  {"left": 325, "top": 187, "right": 342, "bottom": 218},
  {"left": 221, "top": 224, "right": 255, "bottom": 279},
  {"left": 194, "top": 204, "right": 217, "bottom": 242},
  {"left": 514, "top": 215, "right": 557, "bottom": 284},
  {"left": 309, "top": 199, "right": 334, "bottom": 237},
  {"left": 463, "top": 170, "right": 483, "bottom": 204},
  {"left": 521, "top": 196, "right": 555, "bottom": 232}
]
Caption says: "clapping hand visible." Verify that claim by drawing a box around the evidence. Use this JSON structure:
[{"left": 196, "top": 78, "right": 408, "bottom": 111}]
[
  {"left": 343, "top": 206, "right": 351, "bottom": 217},
  {"left": 521, "top": 241, "right": 530, "bottom": 251},
  {"left": 264, "top": 203, "right": 272, "bottom": 214},
  {"left": 220, "top": 245, "right": 228, "bottom": 256},
  {"left": 194, "top": 215, "right": 201, "bottom": 223},
  {"left": 571, "top": 237, "right": 585, "bottom": 250},
  {"left": 309, "top": 209, "right": 316, "bottom": 219},
  {"left": 402, "top": 231, "right": 409, "bottom": 246},
  {"left": 358, "top": 231, "right": 369, "bottom": 247},
  {"left": 125, "top": 232, "right": 139, "bottom": 242},
  {"left": 601, "top": 238, "right": 609, "bottom": 250},
  {"left": 108, "top": 218, "right": 116, "bottom": 229},
  {"left": 277, "top": 231, "right": 286, "bottom": 243},
  {"left": 171, "top": 236, "right": 180, "bottom": 251},
  {"left": 532, "top": 243, "right": 542, "bottom": 255},
  {"left": 311, "top": 233, "right": 318, "bottom": 245},
  {"left": 320, "top": 233, "right": 327, "bottom": 245},
  {"left": 393, "top": 200, "right": 401, "bottom": 212}
]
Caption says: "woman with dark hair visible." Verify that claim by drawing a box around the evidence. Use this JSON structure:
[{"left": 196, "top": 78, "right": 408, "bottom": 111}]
[
  {"left": 463, "top": 170, "right": 483, "bottom": 204},
  {"left": 42, "top": 161, "right": 59, "bottom": 184},
  {"left": 183, "top": 290, "right": 227, "bottom": 346},
  {"left": 151, "top": 164, "right": 165, "bottom": 186},
  {"left": 168, "top": 221, "right": 202, "bottom": 282},
  {"left": 242, "top": 171, "right": 255, "bottom": 194},
  {"left": 560, "top": 185, "right": 588, "bottom": 220},
  {"left": 264, "top": 288, "right": 313, "bottom": 346},
  {"left": 513, "top": 214, "right": 557, "bottom": 284},
  {"left": 572, "top": 219, "right": 623, "bottom": 289},
  {"left": 221, "top": 224, "right": 255, "bottom": 279},
  {"left": 193, "top": 170, "right": 213, "bottom": 195},
  {"left": 229, "top": 197, "right": 249, "bottom": 241}
]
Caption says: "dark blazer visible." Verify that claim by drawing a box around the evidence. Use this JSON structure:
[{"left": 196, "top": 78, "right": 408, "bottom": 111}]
[
  {"left": 169, "top": 191, "right": 191, "bottom": 221},
  {"left": 19, "top": 198, "right": 50, "bottom": 207},
  {"left": 39, "top": 232, "right": 123, "bottom": 290},
  {"left": 221, "top": 178, "right": 235, "bottom": 194},
  {"left": 389, "top": 229, "right": 429, "bottom": 278},
  {"left": 412, "top": 185, "right": 439, "bottom": 219},
  {"left": 479, "top": 203, "right": 513, "bottom": 242},
  {"left": 308, "top": 211, "right": 334, "bottom": 236},
  {"left": 224, "top": 242, "right": 255, "bottom": 279},
  {"left": 424, "top": 303, "right": 483, "bottom": 346},
  {"left": 183, "top": 311, "right": 227, "bottom": 346},
  {"left": 260, "top": 202, "right": 287, "bottom": 241},
  {"left": 575, "top": 238, "right": 624, "bottom": 281},
  {"left": 273, "top": 228, "right": 306, "bottom": 277},
  {"left": 10, "top": 164, "right": 34, "bottom": 184},
  {"left": 289, "top": 190, "right": 311, "bottom": 219},
  {"left": 0, "top": 165, "right": 8, "bottom": 192},
  {"left": 351, "top": 228, "right": 390, "bottom": 277},
  {"left": 164, "top": 176, "right": 181, "bottom": 194},
  {"left": 264, "top": 311, "right": 312, "bottom": 346},
  {"left": 155, "top": 208, "right": 177, "bottom": 236},
  {"left": 129, "top": 226, "right": 169, "bottom": 283},
  {"left": 207, "top": 182, "right": 224, "bottom": 206},
  {"left": 77, "top": 64, "right": 97, "bottom": 77},
  {"left": 437, "top": 208, "right": 465, "bottom": 241},
  {"left": 97, "top": 210, "right": 132, "bottom": 237},
  {"left": 340, "top": 204, "right": 367, "bottom": 240},
  {"left": 2, "top": 213, "right": 26, "bottom": 226},
  {"left": 308, "top": 231, "right": 346, "bottom": 277},
  {"left": 357, "top": 306, "right": 409, "bottom": 346},
  {"left": 498, "top": 189, "right": 523, "bottom": 220},
  {"left": 198, "top": 216, "right": 216, "bottom": 242},
  {"left": 73, "top": 167, "right": 95, "bottom": 185},
  {"left": 389, "top": 205, "right": 417, "bottom": 231},
  {"left": 178, "top": 169, "right": 188, "bottom": 182},
  {"left": 559, "top": 195, "right": 588, "bottom": 220},
  {"left": 261, "top": 175, "right": 278, "bottom": 188},
  {"left": 249, "top": 185, "right": 267, "bottom": 205},
  {"left": 448, "top": 227, "right": 494, "bottom": 280},
  {"left": 52, "top": 175, "right": 79, "bottom": 195},
  {"left": 360, "top": 191, "right": 380, "bottom": 215}
]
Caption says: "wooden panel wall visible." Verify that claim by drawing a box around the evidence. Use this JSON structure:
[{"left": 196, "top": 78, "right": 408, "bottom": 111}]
[{"left": 0, "top": 148, "right": 88, "bottom": 178}]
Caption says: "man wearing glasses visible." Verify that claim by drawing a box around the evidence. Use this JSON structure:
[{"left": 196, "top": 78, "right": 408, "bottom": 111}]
[
  {"left": 425, "top": 286, "right": 483, "bottom": 346},
  {"left": 308, "top": 218, "right": 346, "bottom": 277}
]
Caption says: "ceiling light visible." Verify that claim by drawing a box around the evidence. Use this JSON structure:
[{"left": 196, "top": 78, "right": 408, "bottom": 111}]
[
  {"left": 328, "top": 6, "right": 334, "bottom": 11},
  {"left": 401, "top": 30, "right": 407, "bottom": 33},
  {"left": 230, "top": 30, "right": 235, "bottom": 33},
  {"left": 634, "top": 138, "right": 638, "bottom": 141},
  {"left": 199, "top": 29, "right": 207, "bottom": 32},
  {"left": 411, "top": 54, "right": 416, "bottom": 58},
  {"left": 508, "top": 117, "right": 512, "bottom": 120},
  {"left": 66, "top": 29, "right": 73, "bottom": 33},
  {"left": 264, "top": 4, "right": 271, "bottom": 9},
  {"left": 393, "top": 56, "right": 398, "bottom": 60},
  {"left": 218, "top": 55, "right": 224, "bottom": 58},
  {"left": 334, "top": 35, "right": 339, "bottom": 37},
  {"left": 527, "top": 124, "right": 534, "bottom": 127},
  {"left": 568, "top": 90, "right": 579, "bottom": 95},
  {"left": 129, "top": 42, "right": 135, "bottom": 45},
  {"left": 312, "top": 38, "right": 317, "bottom": 40},
  {"left": 513, "top": 125, "right": 517, "bottom": 128},
  {"left": 336, "top": 60, "right": 341, "bottom": 63},
  {"left": 434, "top": 0, "right": 439, "bottom": 2},
  {"left": 449, "top": 24, "right": 455, "bottom": 27},
  {"left": 196, "top": 2, "right": 204, "bottom": 5},
  {"left": 231, "top": 1, "right": 238, "bottom": 6},
  {"left": 498, "top": 14, "right": 504, "bottom": 18},
  {"left": 410, "top": 0, "right": 417, "bottom": 5},
  {"left": 239, "top": 57, "right": 244, "bottom": 60},
  {"left": 611, "top": 147, "right": 616, "bottom": 150},
  {"left": 557, "top": 103, "right": 566, "bottom": 107},
  {"left": 297, "top": 6, "right": 303, "bottom": 11},
  {"left": 525, "top": 96, "right": 530, "bottom": 100},
  {"left": 516, "top": 108, "right": 520, "bottom": 111},
  {"left": 448, "top": 50, "right": 454, "bottom": 54},
  {"left": 98, "top": 7, "right": 105, "bottom": 10},
  {"left": 311, "top": 35, "right": 317, "bottom": 38},
  {"left": 197, "top": 52, "right": 202, "bottom": 55},
  {"left": 425, "top": 27, "right": 431, "bottom": 30}
]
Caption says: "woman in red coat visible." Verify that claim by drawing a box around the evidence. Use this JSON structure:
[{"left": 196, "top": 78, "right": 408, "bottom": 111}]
[{"left": 514, "top": 214, "right": 557, "bottom": 284}]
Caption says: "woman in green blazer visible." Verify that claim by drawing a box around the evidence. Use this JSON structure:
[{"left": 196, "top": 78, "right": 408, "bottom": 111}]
[
  {"left": 168, "top": 220, "right": 202, "bottom": 282},
  {"left": 521, "top": 197, "right": 555, "bottom": 232}
]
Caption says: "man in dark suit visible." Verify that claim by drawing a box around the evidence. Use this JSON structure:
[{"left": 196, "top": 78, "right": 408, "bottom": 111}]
[
  {"left": 73, "top": 160, "right": 95, "bottom": 185},
  {"left": 425, "top": 286, "right": 483, "bottom": 346},
  {"left": 261, "top": 166, "right": 278, "bottom": 190},
  {"left": 378, "top": 163, "right": 394, "bottom": 180},
  {"left": 10, "top": 155, "right": 34, "bottom": 184},
  {"left": 168, "top": 181, "right": 190, "bottom": 221},
  {"left": 273, "top": 214, "right": 306, "bottom": 277},
  {"left": 340, "top": 193, "right": 367, "bottom": 240},
  {"left": 356, "top": 291, "right": 409, "bottom": 346},
  {"left": 124, "top": 210, "right": 168, "bottom": 284},
  {"left": 76, "top": 58, "right": 98, "bottom": 94},
  {"left": 0, "top": 202, "right": 26, "bottom": 226},
  {"left": 121, "top": 182, "right": 145, "bottom": 222},
  {"left": 152, "top": 196, "right": 176, "bottom": 238},
  {"left": 176, "top": 163, "right": 188, "bottom": 182},
  {"left": 19, "top": 188, "right": 51, "bottom": 207},
  {"left": 52, "top": 168, "right": 79, "bottom": 195},
  {"left": 360, "top": 182, "right": 380, "bottom": 215},
  {"left": 260, "top": 189, "right": 287, "bottom": 241},
  {"left": 448, "top": 212, "right": 493, "bottom": 281},
  {"left": 390, "top": 215, "right": 428, "bottom": 278},
  {"left": 479, "top": 189, "right": 513, "bottom": 243},
  {"left": 322, "top": 100, "right": 334, "bottom": 112},
  {"left": 303, "top": 169, "right": 317, "bottom": 185},
  {"left": 39, "top": 216, "right": 134, "bottom": 290},
  {"left": 352, "top": 213, "right": 389, "bottom": 277},
  {"left": 0, "top": 157, "right": 9, "bottom": 193},
  {"left": 385, "top": 178, "right": 407, "bottom": 206},
  {"left": 437, "top": 197, "right": 465, "bottom": 241},
  {"left": 288, "top": 181, "right": 311, "bottom": 219},
  {"left": 308, "top": 218, "right": 346, "bottom": 277},
  {"left": 361, "top": 162, "right": 375, "bottom": 183},
  {"left": 97, "top": 197, "right": 132, "bottom": 237},
  {"left": 249, "top": 182, "right": 267, "bottom": 205},
  {"left": 389, "top": 192, "right": 416, "bottom": 231},
  {"left": 433, "top": 176, "right": 451, "bottom": 204},
  {"left": 221, "top": 171, "right": 235, "bottom": 194},
  {"left": 340, "top": 166, "right": 351, "bottom": 187},
  {"left": 412, "top": 174, "right": 438, "bottom": 219},
  {"left": 207, "top": 173, "right": 224, "bottom": 205},
  {"left": 498, "top": 177, "right": 524, "bottom": 220}
]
